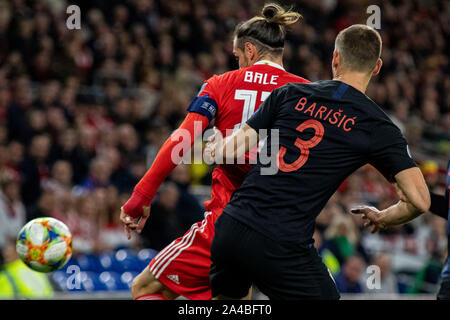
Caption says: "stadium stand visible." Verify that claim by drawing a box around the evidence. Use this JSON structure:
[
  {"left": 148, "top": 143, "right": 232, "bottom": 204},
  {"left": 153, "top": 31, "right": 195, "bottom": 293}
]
[{"left": 0, "top": 0, "right": 448, "bottom": 299}]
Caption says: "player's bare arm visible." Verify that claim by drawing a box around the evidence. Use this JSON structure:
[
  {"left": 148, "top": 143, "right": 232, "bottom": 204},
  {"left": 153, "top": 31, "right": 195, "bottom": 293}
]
[
  {"left": 206, "top": 124, "right": 258, "bottom": 164},
  {"left": 351, "top": 167, "right": 431, "bottom": 233}
]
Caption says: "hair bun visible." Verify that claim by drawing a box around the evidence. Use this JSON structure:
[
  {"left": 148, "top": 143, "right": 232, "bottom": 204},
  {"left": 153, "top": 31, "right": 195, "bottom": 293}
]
[
  {"left": 262, "top": 4, "right": 278, "bottom": 21},
  {"left": 261, "top": 3, "right": 302, "bottom": 26}
]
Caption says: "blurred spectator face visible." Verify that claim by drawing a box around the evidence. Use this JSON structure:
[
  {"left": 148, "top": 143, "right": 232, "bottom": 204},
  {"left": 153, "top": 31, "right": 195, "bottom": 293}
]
[
  {"left": 79, "top": 195, "right": 99, "bottom": 218},
  {"left": 0, "top": 145, "right": 8, "bottom": 166},
  {"left": 59, "top": 129, "right": 78, "bottom": 152},
  {"left": 88, "top": 8, "right": 105, "bottom": 27},
  {"left": 3, "top": 180, "right": 21, "bottom": 202},
  {"left": 99, "top": 128, "right": 118, "bottom": 148},
  {"left": 47, "top": 107, "right": 68, "bottom": 132},
  {"left": 104, "top": 186, "right": 118, "bottom": 209},
  {"left": 405, "top": 117, "right": 423, "bottom": 146},
  {"left": 92, "top": 188, "right": 108, "bottom": 209},
  {"left": 28, "top": 109, "right": 47, "bottom": 132},
  {"left": 15, "top": 78, "right": 32, "bottom": 108},
  {"left": 8, "top": 141, "right": 24, "bottom": 166},
  {"left": 159, "top": 182, "right": 179, "bottom": 211},
  {"left": 52, "top": 161, "right": 73, "bottom": 186},
  {"left": 0, "top": 2, "right": 11, "bottom": 31},
  {"left": 39, "top": 36, "right": 54, "bottom": 54},
  {"left": 99, "top": 32, "right": 118, "bottom": 59},
  {"left": 56, "top": 190, "right": 75, "bottom": 213},
  {"left": 30, "top": 135, "right": 51, "bottom": 162},
  {"left": 19, "top": 18, "right": 34, "bottom": 38},
  {"left": 114, "top": 98, "right": 131, "bottom": 120},
  {"left": 343, "top": 256, "right": 364, "bottom": 283},
  {"left": 171, "top": 164, "right": 190, "bottom": 184},
  {"left": 38, "top": 190, "right": 55, "bottom": 214},
  {"left": 79, "top": 126, "right": 98, "bottom": 152},
  {"left": 394, "top": 100, "right": 410, "bottom": 122},
  {"left": 0, "top": 87, "right": 10, "bottom": 108},
  {"left": 113, "top": 5, "right": 129, "bottom": 27},
  {"left": 135, "top": 0, "right": 152, "bottom": 12},
  {"left": 118, "top": 124, "right": 138, "bottom": 152},
  {"left": 59, "top": 88, "right": 76, "bottom": 108},
  {"left": 2, "top": 238, "right": 18, "bottom": 264},
  {"left": 130, "top": 160, "right": 146, "bottom": 179},
  {"left": 104, "top": 80, "right": 121, "bottom": 102},
  {"left": 90, "top": 158, "right": 112, "bottom": 184},
  {"left": 443, "top": 113, "right": 450, "bottom": 134},
  {"left": 324, "top": 212, "right": 358, "bottom": 244},
  {"left": 158, "top": 35, "right": 173, "bottom": 66},
  {"left": 99, "top": 147, "right": 121, "bottom": 171},
  {"left": 421, "top": 101, "right": 439, "bottom": 123}
]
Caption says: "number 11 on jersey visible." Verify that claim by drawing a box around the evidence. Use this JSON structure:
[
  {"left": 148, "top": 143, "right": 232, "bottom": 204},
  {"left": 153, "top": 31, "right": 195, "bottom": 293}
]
[{"left": 233, "top": 89, "right": 271, "bottom": 132}]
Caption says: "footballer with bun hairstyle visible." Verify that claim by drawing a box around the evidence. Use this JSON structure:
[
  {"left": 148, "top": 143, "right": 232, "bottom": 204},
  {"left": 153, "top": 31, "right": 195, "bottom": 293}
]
[{"left": 120, "top": 3, "right": 309, "bottom": 300}]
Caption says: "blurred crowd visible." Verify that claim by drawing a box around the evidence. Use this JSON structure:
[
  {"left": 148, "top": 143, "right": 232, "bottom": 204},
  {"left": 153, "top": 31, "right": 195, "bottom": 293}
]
[{"left": 0, "top": 0, "right": 448, "bottom": 296}]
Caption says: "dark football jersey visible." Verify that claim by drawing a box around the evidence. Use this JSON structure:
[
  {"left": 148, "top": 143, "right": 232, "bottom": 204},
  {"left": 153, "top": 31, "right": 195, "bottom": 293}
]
[{"left": 222, "top": 80, "right": 416, "bottom": 244}]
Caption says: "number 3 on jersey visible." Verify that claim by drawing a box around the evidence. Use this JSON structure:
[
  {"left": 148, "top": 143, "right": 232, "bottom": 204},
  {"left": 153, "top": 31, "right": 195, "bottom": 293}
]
[
  {"left": 233, "top": 89, "right": 271, "bottom": 132},
  {"left": 277, "top": 119, "right": 325, "bottom": 172}
]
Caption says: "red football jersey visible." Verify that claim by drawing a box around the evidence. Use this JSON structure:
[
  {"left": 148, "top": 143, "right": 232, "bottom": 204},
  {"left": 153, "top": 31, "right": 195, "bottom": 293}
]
[{"left": 191, "top": 60, "right": 309, "bottom": 218}]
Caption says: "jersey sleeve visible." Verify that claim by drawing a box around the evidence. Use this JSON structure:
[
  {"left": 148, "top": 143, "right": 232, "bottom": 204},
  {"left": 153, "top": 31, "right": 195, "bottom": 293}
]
[
  {"left": 429, "top": 192, "right": 448, "bottom": 220},
  {"left": 368, "top": 122, "right": 416, "bottom": 182},
  {"left": 246, "top": 87, "right": 282, "bottom": 130},
  {"left": 186, "top": 76, "right": 220, "bottom": 121}
]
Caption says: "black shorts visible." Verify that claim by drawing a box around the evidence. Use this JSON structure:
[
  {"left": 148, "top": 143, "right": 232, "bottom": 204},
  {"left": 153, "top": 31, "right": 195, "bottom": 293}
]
[
  {"left": 437, "top": 278, "right": 450, "bottom": 300},
  {"left": 210, "top": 213, "right": 340, "bottom": 300}
]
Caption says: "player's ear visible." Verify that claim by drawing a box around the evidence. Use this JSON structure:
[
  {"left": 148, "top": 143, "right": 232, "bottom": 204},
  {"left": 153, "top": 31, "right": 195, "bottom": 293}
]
[
  {"left": 372, "top": 58, "right": 383, "bottom": 76},
  {"left": 245, "top": 42, "right": 258, "bottom": 63},
  {"left": 244, "top": 42, "right": 252, "bottom": 57},
  {"left": 332, "top": 50, "right": 340, "bottom": 72}
]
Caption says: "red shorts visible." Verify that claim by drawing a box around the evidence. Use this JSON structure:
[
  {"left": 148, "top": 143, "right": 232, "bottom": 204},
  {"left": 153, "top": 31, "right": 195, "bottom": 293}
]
[
  {"left": 148, "top": 211, "right": 216, "bottom": 300},
  {"left": 148, "top": 168, "right": 240, "bottom": 300}
]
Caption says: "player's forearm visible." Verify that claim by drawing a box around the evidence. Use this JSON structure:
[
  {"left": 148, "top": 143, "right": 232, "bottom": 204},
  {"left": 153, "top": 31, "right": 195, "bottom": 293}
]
[
  {"left": 378, "top": 200, "right": 425, "bottom": 228},
  {"left": 219, "top": 124, "right": 258, "bottom": 163},
  {"left": 134, "top": 113, "right": 209, "bottom": 200}
]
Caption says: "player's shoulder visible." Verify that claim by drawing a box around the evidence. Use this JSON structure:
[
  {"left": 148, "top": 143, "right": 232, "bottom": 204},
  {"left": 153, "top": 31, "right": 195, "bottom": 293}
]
[
  {"left": 283, "top": 79, "right": 333, "bottom": 93},
  {"left": 272, "top": 79, "right": 314, "bottom": 96},
  {"left": 331, "top": 81, "right": 404, "bottom": 133}
]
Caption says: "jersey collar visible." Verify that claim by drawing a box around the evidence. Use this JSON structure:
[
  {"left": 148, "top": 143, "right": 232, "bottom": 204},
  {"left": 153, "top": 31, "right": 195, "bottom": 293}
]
[{"left": 254, "top": 60, "right": 285, "bottom": 71}]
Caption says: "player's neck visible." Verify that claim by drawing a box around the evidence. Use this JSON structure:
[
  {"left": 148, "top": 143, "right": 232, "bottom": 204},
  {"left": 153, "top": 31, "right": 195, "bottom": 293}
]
[
  {"left": 333, "top": 72, "right": 370, "bottom": 94},
  {"left": 256, "top": 56, "right": 283, "bottom": 68}
]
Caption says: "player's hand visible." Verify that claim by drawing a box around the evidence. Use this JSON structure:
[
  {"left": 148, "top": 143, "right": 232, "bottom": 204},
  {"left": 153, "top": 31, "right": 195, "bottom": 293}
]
[
  {"left": 350, "top": 206, "right": 387, "bottom": 234},
  {"left": 204, "top": 127, "right": 223, "bottom": 164},
  {"left": 120, "top": 205, "right": 150, "bottom": 240},
  {"left": 120, "top": 191, "right": 152, "bottom": 239}
]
